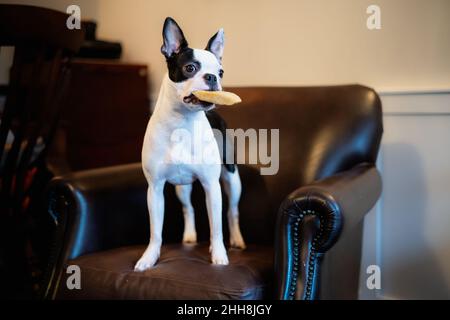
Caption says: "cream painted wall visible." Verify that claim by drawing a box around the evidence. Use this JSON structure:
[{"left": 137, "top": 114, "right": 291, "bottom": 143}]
[
  {"left": 96, "top": 0, "right": 450, "bottom": 92},
  {"left": 1, "top": 0, "right": 450, "bottom": 92}
]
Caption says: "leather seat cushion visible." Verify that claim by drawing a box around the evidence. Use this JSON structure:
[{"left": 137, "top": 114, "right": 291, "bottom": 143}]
[{"left": 57, "top": 243, "right": 273, "bottom": 300}]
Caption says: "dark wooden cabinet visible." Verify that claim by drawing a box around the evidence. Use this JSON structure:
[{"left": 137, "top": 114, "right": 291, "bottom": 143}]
[{"left": 51, "top": 59, "right": 150, "bottom": 172}]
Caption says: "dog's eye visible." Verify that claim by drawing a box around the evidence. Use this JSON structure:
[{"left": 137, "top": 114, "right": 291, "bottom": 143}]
[
  {"left": 184, "top": 64, "right": 197, "bottom": 74},
  {"left": 219, "top": 69, "right": 224, "bottom": 78}
]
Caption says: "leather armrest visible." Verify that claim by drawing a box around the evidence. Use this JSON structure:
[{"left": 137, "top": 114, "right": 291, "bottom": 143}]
[
  {"left": 274, "top": 163, "right": 382, "bottom": 300},
  {"left": 47, "top": 163, "right": 148, "bottom": 261}
]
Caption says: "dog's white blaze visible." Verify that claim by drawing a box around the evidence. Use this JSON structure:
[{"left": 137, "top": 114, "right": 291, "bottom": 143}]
[
  {"left": 193, "top": 49, "right": 222, "bottom": 76},
  {"left": 171, "top": 49, "right": 223, "bottom": 106}
]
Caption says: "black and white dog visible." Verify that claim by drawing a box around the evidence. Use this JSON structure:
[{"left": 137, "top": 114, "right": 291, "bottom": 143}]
[{"left": 135, "top": 17, "right": 245, "bottom": 271}]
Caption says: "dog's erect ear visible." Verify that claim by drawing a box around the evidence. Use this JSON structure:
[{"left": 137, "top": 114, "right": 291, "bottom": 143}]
[
  {"left": 206, "top": 28, "right": 225, "bottom": 62},
  {"left": 161, "top": 17, "right": 188, "bottom": 58}
]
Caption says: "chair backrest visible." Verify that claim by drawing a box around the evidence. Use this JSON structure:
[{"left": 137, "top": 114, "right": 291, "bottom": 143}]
[
  {"left": 214, "top": 85, "right": 383, "bottom": 242},
  {"left": 0, "top": 5, "right": 84, "bottom": 213}
]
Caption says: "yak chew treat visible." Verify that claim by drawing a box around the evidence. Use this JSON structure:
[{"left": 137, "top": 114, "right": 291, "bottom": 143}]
[{"left": 192, "top": 90, "right": 242, "bottom": 106}]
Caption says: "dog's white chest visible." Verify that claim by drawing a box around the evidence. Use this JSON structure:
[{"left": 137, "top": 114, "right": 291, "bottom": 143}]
[
  {"left": 142, "top": 110, "right": 221, "bottom": 184},
  {"left": 164, "top": 164, "right": 196, "bottom": 185}
]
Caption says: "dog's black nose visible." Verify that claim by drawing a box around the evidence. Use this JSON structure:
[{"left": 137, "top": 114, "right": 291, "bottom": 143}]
[{"left": 203, "top": 73, "right": 217, "bottom": 86}]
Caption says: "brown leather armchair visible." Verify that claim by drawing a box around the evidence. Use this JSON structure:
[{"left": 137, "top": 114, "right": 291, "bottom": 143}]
[{"left": 43, "top": 85, "right": 382, "bottom": 300}]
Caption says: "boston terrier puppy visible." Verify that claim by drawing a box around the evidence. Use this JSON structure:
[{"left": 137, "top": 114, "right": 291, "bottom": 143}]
[{"left": 135, "top": 17, "right": 246, "bottom": 271}]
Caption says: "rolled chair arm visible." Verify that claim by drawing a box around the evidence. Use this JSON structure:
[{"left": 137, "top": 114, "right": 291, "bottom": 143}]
[
  {"left": 274, "top": 163, "right": 382, "bottom": 300},
  {"left": 42, "top": 163, "right": 149, "bottom": 299},
  {"left": 46, "top": 163, "right": 149, "bottom": 260}
]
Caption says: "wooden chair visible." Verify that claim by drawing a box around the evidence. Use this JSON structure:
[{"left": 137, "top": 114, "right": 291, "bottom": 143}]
[{"left": 0, "top": 5, "right": 84, "bottom": 298}]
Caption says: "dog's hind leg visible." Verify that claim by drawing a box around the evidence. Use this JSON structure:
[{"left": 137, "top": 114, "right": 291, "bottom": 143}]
[
  {"left": 221, "top": 166, "right": 246, "bottom": 249},
  {"left": 175, "top": 184, "right": 197, "bottom": 244}
]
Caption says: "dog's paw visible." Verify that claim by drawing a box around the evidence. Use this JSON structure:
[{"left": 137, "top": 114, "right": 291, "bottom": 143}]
[
  {"left": 210, "top": 242, "right": 229, "bottom": 265},
  {"left": 134, "top": 249, "right": 160, "bottom": 272},
  {"left": 182, "top": 231, "right": 197, "bottom": 244},
  {"left": 230, "top": 228, "right": 247, "bottom": 249},
  {"left": 230, "top": 236, "right": 247, "bottom": 250}
]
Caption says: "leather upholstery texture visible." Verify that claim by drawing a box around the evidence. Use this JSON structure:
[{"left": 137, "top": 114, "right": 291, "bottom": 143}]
[
  {"left": 57, "top": 244, "right": 273, "bottom": 300},
  {"left": 44, "top": 85, "right": 383, "bottom": 300}
]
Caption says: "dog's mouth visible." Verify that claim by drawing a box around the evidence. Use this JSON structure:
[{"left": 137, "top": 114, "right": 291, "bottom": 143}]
[{"left": 183, "top": 94, "right": 213, "bottom": 108}]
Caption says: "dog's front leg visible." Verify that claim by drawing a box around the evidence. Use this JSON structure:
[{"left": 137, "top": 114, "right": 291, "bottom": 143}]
[
  {"left": 134, "top": 180, "right": 165, "bottom": 271},
  {"left": 201, "top": 179, "right": 229, "bottom": 265}
]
